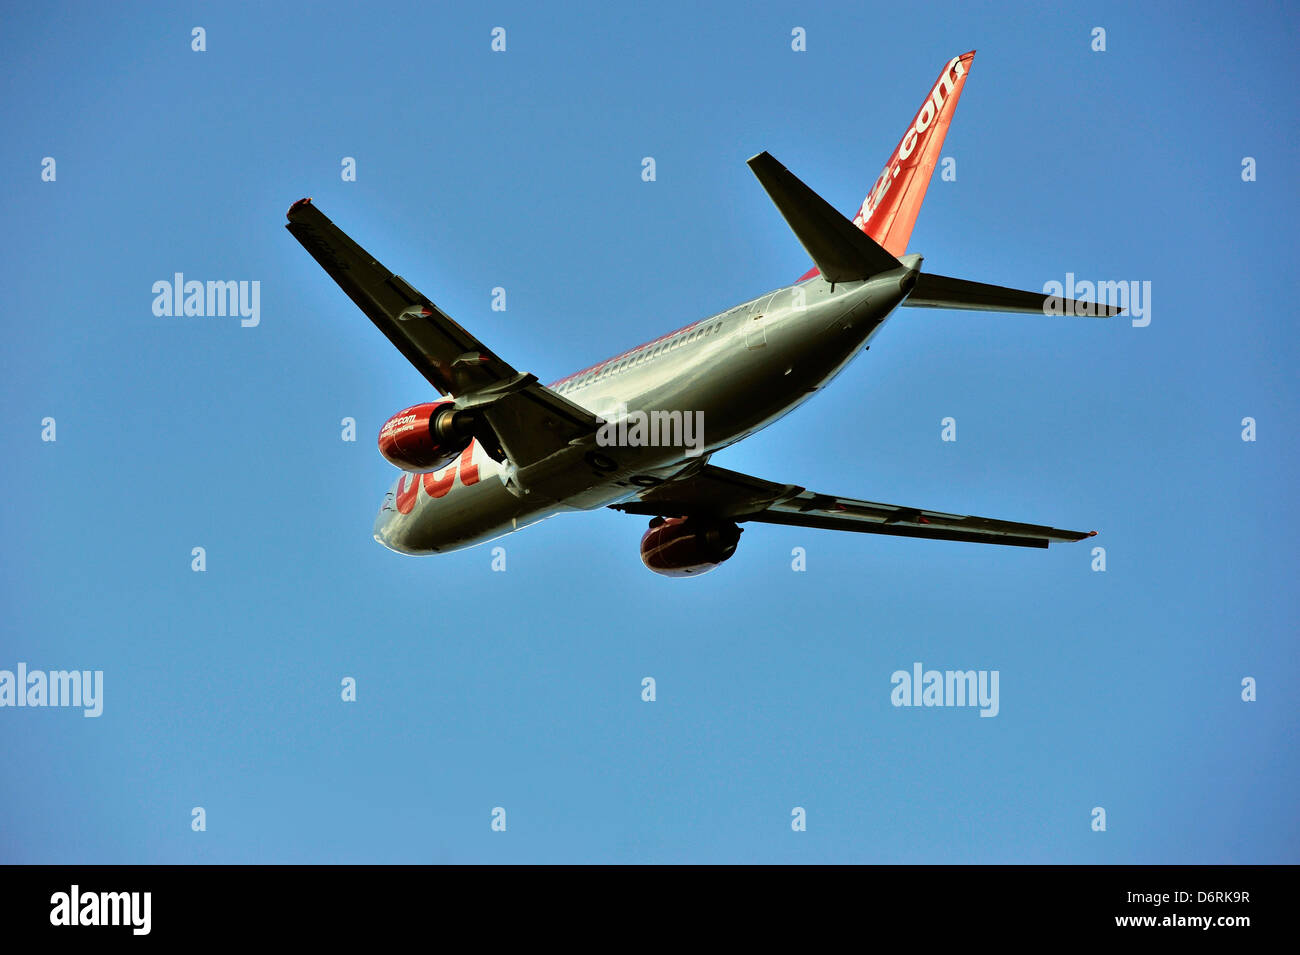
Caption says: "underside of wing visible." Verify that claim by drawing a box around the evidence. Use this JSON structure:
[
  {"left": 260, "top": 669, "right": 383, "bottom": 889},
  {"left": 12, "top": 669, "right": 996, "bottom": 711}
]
[
  {"left": 286, "top": 198, "right": 519, "bottom": 396},
  {"left": 286, "top": 199, "right": 600, "bottom": 470},
  {"left": 611, "top": 464, "right": 1094, "bottom": 548},
  {"left": 463, "top": 377, "right": 603, "bottom": 470}
]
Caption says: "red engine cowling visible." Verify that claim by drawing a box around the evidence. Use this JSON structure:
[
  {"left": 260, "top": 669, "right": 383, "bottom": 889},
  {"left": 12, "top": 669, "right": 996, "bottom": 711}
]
[
  {"left": 377, "top": 401, "right": 469, "bottom": 472},
  {"left": 640, "top": 516, "right": 743, "bottom": 577}
]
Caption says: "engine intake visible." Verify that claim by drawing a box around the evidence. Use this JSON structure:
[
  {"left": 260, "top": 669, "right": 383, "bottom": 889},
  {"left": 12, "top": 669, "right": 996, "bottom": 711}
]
[{"left": 640, "top": 516, "right": 742, "bottom": 577}]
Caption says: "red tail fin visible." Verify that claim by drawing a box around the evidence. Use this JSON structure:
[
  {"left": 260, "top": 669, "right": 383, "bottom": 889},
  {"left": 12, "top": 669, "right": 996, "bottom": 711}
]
[{"left": 855, "top": 51, "right": 975, "bottom": 256}]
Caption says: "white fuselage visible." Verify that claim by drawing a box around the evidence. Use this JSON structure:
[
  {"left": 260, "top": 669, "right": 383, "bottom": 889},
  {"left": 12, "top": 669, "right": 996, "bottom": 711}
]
[{"left": 374, "top": 270, "right": 912, "bottom": 554}]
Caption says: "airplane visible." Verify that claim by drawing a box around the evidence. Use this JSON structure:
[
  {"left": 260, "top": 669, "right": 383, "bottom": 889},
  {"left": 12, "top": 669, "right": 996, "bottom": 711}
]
[{"left": 286, "top": 50, "right": 1119, "bottom": 577}]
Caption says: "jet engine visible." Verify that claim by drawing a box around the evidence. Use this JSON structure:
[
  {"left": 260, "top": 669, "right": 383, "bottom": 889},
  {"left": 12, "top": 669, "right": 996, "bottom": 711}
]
[
  {"left": 377, "top": 401, "right": 477, "bottom": 472},
  {"left": 639, "top": 516, "right": 743, "bottom": 577}
]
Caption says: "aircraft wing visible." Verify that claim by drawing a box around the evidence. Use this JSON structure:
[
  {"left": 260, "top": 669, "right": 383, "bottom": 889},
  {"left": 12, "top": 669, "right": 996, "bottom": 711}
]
[
  {"left": 286, "top": 198, "right": 600, "bottom": 468},
  {"left": 610, "top": 464, "right": 1093, "bottom": 548},
  {"left": 286, "top": 198, "right": 520, "bottom": 396}
]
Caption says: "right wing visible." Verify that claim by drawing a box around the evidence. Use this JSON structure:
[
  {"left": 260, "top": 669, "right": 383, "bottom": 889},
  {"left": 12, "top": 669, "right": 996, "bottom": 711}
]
[
  {"left": 286, "top": 198, "right": 600, "bottom": 469},
  {"left": 611, "top": 464, "right": 1093, "bottom": 549}
]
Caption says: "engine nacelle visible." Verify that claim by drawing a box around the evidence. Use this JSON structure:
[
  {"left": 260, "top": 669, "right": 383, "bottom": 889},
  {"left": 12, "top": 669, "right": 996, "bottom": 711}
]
[
  {"left": 640, "top": 516, "right": 742, "bottom": 577},
  {"left": 377, "top": 401, "right": 473, "bottom": 472}
]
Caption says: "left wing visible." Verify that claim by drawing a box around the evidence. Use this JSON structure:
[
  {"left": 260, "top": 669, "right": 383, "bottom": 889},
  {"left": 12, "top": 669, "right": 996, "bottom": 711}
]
[
  {"left": 611, "top": 464, "right": 1094, "bottom": 548},
  {"left": 286, "top": 198, "right": 601, "bottom": 470},
  {"left": 286, "top": 197, "right": 519, "bottom": 397}
]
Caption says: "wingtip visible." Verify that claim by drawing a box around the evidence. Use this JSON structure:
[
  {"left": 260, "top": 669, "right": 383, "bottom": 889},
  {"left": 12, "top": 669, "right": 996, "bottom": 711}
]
[{"left": 286, "top": 196, "right": 313, "bottom": 220}]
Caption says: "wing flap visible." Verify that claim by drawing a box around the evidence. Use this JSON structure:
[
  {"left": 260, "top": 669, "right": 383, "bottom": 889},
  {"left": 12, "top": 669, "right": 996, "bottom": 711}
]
[
  {"left": 476, "top": 381, "right": 603, "bottom": 469},
  {"left": 613, "top": 464, "right": 801, "bottom": 518}
]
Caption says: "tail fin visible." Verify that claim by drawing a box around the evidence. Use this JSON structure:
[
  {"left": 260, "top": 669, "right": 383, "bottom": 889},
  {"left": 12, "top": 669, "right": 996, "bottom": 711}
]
[
  {"left": 857, "top": 51, "right": 975, "bottom": 256},
  {"left": 793, "top": 52, "right": 974, "bottom": 281},
  {"left": 790, "top": 51, "right": 977, "bottom": 281}
]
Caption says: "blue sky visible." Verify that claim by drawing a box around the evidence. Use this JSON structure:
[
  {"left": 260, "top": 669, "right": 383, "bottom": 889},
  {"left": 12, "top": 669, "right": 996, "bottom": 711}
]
[{"left": 1, "top": 0, "right": 1296, "bottom": 863}]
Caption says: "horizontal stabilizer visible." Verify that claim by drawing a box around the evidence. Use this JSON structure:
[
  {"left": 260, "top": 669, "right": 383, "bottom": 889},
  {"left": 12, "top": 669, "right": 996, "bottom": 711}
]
[
  {"left": 902, "top": 272, "right": 1125, "bottom": 316},
  {"left": 748, "top": 151, "right": 902, "bottom": 283}
]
